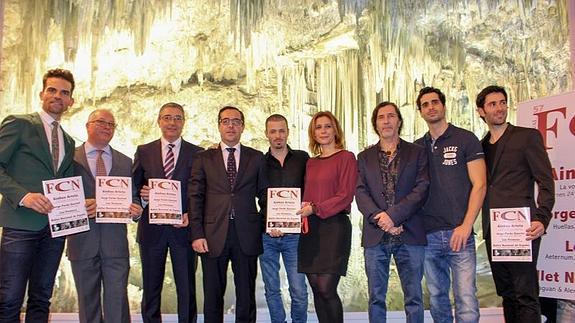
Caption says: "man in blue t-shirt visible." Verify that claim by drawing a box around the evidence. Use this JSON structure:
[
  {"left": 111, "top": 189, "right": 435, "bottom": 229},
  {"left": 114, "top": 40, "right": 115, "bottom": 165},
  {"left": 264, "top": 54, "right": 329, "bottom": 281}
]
[{"left": 415, "top": 87, "right": 487, "bottom": 323}]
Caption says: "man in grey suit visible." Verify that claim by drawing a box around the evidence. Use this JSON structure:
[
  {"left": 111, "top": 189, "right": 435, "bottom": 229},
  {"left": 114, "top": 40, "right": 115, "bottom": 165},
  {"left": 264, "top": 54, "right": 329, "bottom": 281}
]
[
  {"left": 67, "top": 109, "right": 143, "bottom": 323},
  {"left": 0, "top": 69, "right": 76, "bottom": 322}
]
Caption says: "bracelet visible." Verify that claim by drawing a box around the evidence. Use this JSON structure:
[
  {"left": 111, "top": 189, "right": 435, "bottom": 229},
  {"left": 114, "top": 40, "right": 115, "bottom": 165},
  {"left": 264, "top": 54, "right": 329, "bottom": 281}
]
[{"left": 309, "top": 202, "right": 318, "bottom": 214}]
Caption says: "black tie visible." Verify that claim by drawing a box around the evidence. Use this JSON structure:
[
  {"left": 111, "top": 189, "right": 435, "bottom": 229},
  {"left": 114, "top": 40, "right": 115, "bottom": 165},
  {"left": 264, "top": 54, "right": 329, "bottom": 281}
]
[
  {"left": 226, "top": 147, "right": 237, "bottom": 188},
  {"left": 226, "top": 148, "right": 237, "bottom": 219}
]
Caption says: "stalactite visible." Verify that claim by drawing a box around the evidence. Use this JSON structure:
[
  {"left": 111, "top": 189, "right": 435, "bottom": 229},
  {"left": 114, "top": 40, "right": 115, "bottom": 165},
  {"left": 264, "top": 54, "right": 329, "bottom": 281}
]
[
  {"left": 8, "top": 0, "right": 173, "bottom": 108},
  {"left": 1, "top": 0, "right": 570, "bottom": 146},
  {"left": 337, "top": 0, "right": 370, "bottom": 19},
  {"left": 228, "top": 0, "right": 266, "bottom": 48}
]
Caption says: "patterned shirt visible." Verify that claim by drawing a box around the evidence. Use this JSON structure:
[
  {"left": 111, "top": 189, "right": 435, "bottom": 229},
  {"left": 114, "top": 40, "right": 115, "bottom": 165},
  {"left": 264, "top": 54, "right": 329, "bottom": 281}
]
[{"left": 377, "top": 143, "right": 401, "bottom": 243}]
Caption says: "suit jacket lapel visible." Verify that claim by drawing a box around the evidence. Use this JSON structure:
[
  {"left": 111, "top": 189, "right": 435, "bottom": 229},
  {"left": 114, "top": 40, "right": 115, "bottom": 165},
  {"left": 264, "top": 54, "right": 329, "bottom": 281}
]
[
  {"left": 172, "top": 140, "right": 188, "bottom": 180},
  {"left": 367, "top": 145, "right": 385, "bottom": 194},
  {"left": 57, "top": 128, "right": 75, "bottom": 174},
  {"left": 75, "top": 144, "right": 94, "bottom": 180},
  {"left": 488, "top": 123, "right": 514, "bottom": 177},
  {"left": 31, "top": 113, "right": 54, "bottom": 172},
  {"left": 396, "top": 139, "right": 410, "bottom": 180},
  {"left": 109, "top": 148, "right": 122, "bottom": 176},
  {"left": 235, "top": 145, "right": 251, "bottom": 186},
  {"left": 215, "top": 146, "right": 227, "bottom": 175},
  {"left": 151, "top": 140, "right": 165, "bottom": 178},
  {"left": 217, "top": 144, "right": 235, "bottom": 191},
  {"left": 60, "top": 130, "right": 75, "bottom": 172}
]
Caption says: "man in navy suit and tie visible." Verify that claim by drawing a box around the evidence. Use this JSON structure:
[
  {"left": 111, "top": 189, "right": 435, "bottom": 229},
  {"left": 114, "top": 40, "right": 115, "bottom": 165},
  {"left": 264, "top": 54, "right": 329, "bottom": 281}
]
[
  {"left": 356, "top": 102, "right": 429, "bottom": 323},
  {"left": 189, "top": 106, "right": 267, "bottom": 323},
  {"left": 0, "top": 68, "right": 76, "bottom": 322},
  {"left": 133, "top": 102, "right": 203, "bottom": 323}
]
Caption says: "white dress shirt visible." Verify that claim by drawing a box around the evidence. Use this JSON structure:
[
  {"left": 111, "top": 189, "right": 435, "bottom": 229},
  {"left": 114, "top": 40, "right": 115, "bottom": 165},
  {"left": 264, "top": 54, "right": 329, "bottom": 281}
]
[
  {"left": 161, "top": 137, "right": 182, "bottom": 168},
  {"left": 84, "top": 141, "right": 112, "bottom": 177},
  {"left": 220, "top": 142, "right": 240, "bottom": 172}
]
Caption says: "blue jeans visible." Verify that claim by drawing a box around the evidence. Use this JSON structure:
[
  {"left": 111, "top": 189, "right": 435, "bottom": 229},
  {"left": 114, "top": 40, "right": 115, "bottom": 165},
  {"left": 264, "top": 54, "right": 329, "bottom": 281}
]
[
  {"left": 0, "top": 227, "right": 65, "bottom": 323},
  {"left": 364, "top": 240, "right": 425, "bottom": 323},
  {"left": 259, "top": 234, "right": 308, "bottom": 323},
  {"left": 424, "top": 230, "right": 479, "bottom": 323}
]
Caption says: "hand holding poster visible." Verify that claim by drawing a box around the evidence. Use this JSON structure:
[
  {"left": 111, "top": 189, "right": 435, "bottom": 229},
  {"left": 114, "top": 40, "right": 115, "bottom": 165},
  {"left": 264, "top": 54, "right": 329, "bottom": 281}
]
[
  {"left": 148, "top": 178, "right": 182, "bottom": 225},
  {"left": 43, "top": 176, "right": 90, "bottom": 237},
  {"left": 490, "top": 207, "right": 532, "bottom": 262},
  {"left": 95, "top": 176, "right": 133, "bottom": 224},
  {"left": 266, "top": 187, "right": 301, "bottom": 234}
]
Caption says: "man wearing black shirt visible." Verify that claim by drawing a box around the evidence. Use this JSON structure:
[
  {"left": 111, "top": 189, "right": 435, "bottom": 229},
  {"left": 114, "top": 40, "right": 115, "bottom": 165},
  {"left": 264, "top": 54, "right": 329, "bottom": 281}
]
[
  {"left": 415, "top": 87, "right": 486, "bottom": 323},
  {"left": 260, "top": 114, "right": 309, "bottom": 323},
  {"left": 476, "top": 85, "right": 554, "bottom": 323}
]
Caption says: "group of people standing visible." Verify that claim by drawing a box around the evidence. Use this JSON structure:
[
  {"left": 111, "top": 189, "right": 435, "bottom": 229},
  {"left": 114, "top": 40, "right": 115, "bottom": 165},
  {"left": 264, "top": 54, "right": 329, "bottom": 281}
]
[
  {"left": 0, "top": 68, "right": 556, "bottom": 323},
  {"left": 357, "top": 86, "right": 554, "bottom": 323}
]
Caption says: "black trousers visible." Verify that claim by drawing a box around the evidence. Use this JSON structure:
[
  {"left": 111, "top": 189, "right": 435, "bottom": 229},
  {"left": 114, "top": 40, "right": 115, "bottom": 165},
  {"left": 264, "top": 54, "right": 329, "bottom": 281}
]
[
  {"left": 487, "top": 238, "right": 542, "bottom": 323},
  {"left": 139, "top": 233, "right": 197, "bottom": 323},
  {"left": 540, "top": 297, "right": 557, "bottom": 323},
  {"left": 201, "top": 220, "right": 258, "bottom": 323}
]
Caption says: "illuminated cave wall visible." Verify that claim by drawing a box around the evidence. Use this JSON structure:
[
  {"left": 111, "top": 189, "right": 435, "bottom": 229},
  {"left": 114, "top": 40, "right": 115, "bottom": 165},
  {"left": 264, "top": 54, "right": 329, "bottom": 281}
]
[{"left": 0, "top": 0, "right": 571, "bottom": 314}]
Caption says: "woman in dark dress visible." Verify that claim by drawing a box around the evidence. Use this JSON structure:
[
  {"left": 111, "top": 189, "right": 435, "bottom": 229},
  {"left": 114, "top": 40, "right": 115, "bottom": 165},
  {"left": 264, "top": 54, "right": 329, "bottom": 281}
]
[{"left": 297, "top": 111, "right": 358, "bottom": 323}]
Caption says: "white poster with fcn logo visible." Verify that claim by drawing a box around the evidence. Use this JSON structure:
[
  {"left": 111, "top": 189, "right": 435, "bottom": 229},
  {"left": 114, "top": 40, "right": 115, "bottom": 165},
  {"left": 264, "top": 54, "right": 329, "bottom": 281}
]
[
  {"left": 490, "top": 207, "right": 532, "bottom": 262},
  {"left": 43, "top": 176, "right": 89, "bottom": 238},
  {"left": 266, "top": 187, "right": 301, "bottom": 234},
  {"left": 95, "top": 176, "right": 133, "bottom": 224},
  {"left": 518, "top": 92, "right": 575, "bottom": 300},
  {"left": 148, "top": 178, "right": 182, "bottom": 225}
]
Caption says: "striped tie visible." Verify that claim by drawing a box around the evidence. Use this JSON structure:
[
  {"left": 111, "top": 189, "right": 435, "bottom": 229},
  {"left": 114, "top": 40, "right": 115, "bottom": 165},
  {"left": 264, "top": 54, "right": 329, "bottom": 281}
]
[
  {"left": 164, "top": 144, "right": 175, "bottom": 179},
  {"left": 51, "top": 121, "right": 59, "bottom": 173},
  {"left": 95, "top": 150, "right": 107, "bottom": 176}
]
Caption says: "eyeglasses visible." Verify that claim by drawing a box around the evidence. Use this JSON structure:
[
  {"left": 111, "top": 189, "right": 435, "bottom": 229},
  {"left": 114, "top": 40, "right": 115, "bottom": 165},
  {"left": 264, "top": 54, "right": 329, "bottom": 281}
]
[
  {"left": 89, "top": 119, "right": 117, "bottom": 129},
  {"left": 219, "top": 118, "right": 243, "bottom": 126},
  {"left": 160, "top": 115, "right": 184, "bottom": 122}
]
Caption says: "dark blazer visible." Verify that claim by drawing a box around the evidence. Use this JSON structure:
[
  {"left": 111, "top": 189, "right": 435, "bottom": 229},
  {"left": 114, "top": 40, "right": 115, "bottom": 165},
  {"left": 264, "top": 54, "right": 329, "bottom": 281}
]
[
  {"left": 0, "top": 113, "right": 75, "bottom": 231},
  {"left": 356, "top": 139, "right": 430, "bottom": 248},
  {"left": 480, "top": 123, "right": 555, "bottom": 239},
  {"left": 189, "top": 145, "right": 267, "bottom": 258},
  {"left": 67, "top": 143, "right": 138, "bottom": 260},
  {"left": 133, "top": 139, "right": 203, "bottom": 246}
]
